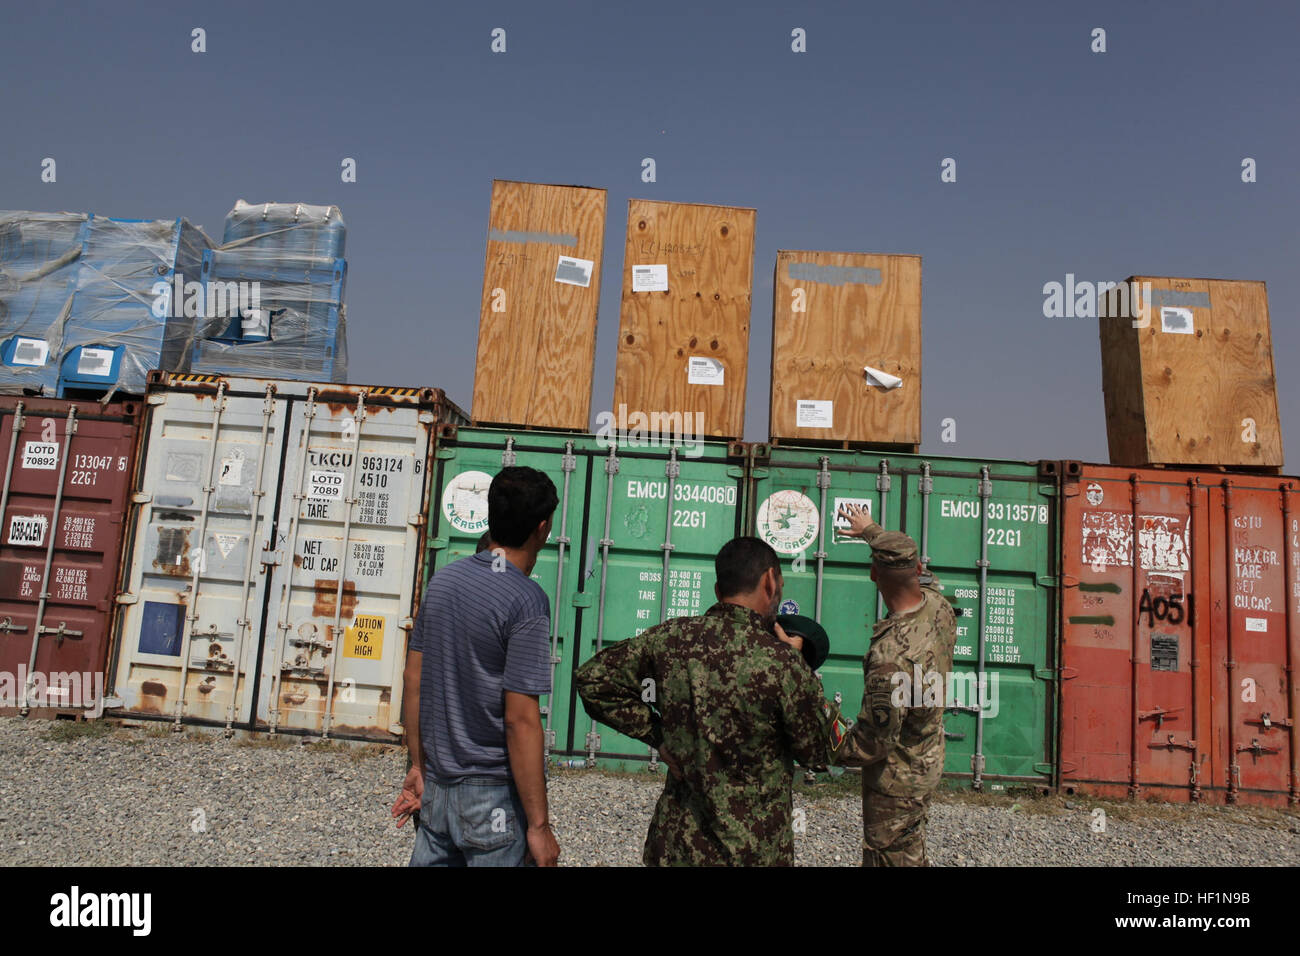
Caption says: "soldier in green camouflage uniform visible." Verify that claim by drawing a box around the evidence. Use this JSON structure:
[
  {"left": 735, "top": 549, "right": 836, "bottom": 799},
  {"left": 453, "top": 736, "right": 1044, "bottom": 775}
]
[
  {"left": 830, "top": 504, "right": 957, "bottom": 867},
  {"left": 576, "top": 537, "right": 830, "bottom": 866}
]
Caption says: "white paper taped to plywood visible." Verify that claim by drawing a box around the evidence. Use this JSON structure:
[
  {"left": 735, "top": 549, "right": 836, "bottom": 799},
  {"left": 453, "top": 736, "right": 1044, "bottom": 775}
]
[
  {"left": 796, "top": 400, "right": 833, "bottom": 428},
  {"left": 1160, "top": 307, "right": 1195, "bottom": 334},
  {"left": 863, "top": 365, "right": 903, "bottom": 389},
  {"left": 555, "top": 255, "right": 594, "bottom": 288},
  {"left": 632, "top": 264, "right": 668, "bottom": 292},
  {"left": 688, "top": 357, "right": 724, "bottom": 386}
]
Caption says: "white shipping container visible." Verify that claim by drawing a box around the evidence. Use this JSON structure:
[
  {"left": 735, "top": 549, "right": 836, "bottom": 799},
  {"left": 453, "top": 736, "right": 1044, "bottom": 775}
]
[{"left": 108, "top": 373, "right": 466, "bottom": 741}]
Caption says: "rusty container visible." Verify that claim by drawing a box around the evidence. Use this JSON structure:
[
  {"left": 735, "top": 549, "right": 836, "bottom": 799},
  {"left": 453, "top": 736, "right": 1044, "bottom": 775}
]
[
  {"left": 0, "top": 395, "right": 142, "bottom": 717},
  {"left": 106, "top": 372, "right": 467, "bottom": 742},
  {"left": 1058, "top": 462, "right": 1299, "bottom": 806}
]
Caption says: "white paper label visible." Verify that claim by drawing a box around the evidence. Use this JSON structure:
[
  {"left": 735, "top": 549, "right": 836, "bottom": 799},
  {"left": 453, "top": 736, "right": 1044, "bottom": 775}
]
[
  {"left": 796, "top": 400, "right": 834, "bottom": 429},
  {"left": 554, "top": 255, "right": 594, "bottom": 288},
  {"left": 8, "top": 514, "right": 48, "bottom": 547},
  {"left": 632, "top": 264, "right": 669, "bottom": 292},
  {"left": 1160, "top": 307, "right": 1195, "bottom": 334},
  {"left": 22, "top": 441, "right": 59, "bottom": 470},
  {"left": 308, "top": 470, "right": 344, "bottom": 500},
  {"left": 76, "top": 347, "right": 114, "bottom": 376},
  {"left": 687, "top": 357, "right": 724, "bottom": 386},
  {"left": 1245, "top": 617, "right": 1267, "bottom": 632},
  {"left": 863, "top": 365, "right": 904, "bottom": 389},
  {"left": 8, "top": 337, "right": 49, "bottom": 367}
]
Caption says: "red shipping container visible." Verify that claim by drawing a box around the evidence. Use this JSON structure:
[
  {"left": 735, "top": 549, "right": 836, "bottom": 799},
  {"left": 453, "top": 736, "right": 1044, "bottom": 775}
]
[
  {"left": 0, "top": 396, "right": 141, "bottom": 718},
  {"left": 1059, "top": 462, "right": 1299, "bottom": 806}
]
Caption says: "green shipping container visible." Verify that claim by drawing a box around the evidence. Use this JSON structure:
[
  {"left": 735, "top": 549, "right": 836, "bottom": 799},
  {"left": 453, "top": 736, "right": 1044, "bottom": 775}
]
[
  {"left": 746, "top": 447, "right": 1061, "bottom": 791},
  {"left": 424, "top": 426, "right": 746, "bottom": 770}
]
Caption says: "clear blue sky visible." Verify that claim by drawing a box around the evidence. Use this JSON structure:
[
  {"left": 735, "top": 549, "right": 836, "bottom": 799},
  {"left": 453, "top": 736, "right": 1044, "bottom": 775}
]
[{"left": 4, "top": 0, "right": 1295, "bottom": 464}]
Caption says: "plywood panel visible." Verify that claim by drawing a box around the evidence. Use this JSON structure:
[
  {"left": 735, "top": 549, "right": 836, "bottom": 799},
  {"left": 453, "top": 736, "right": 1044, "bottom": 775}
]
[
  {"left": 473, "top": 180, "right": 606, "bottom": 430},
  {"left": 612, "top": 200, "right": 755, "bottom": 440},
  {"left": 1100, "top": 277, "right": 1282, "bottom": 469},
  {"left": 770, "top": 250, "right": 921, "bottom": 446}
]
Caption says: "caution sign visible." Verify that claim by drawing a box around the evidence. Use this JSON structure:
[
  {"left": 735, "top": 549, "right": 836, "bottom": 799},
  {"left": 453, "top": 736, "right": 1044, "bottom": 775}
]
[{"left": 343, "top": 614, "right": 385, "bottom": 660}]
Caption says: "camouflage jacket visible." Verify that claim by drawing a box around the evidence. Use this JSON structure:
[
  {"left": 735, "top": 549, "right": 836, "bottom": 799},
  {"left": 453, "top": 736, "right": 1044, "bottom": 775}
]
[
  {"left": 832, "top": 579, "right": 957, "bottom": 797},
  {"left": 575, "top": 602, "right": 830, "bottom": 866}
]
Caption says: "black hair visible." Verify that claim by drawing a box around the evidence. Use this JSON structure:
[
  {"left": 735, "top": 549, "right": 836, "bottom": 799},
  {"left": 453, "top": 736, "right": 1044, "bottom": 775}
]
[
  {"left": 476, "top": 531, "right": 494, "bottom": 554},
  {"left": 488, "top": 466, "right": 559, "bottom": 548},
  {"left": 714, "top": 536, "right": 781, "bottom": 598}
]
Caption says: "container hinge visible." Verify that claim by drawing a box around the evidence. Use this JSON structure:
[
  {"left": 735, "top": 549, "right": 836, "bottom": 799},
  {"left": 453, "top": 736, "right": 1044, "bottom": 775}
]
[
  {"left": 1060, "top": 574, "right": 1079, "bottom": 588},
  {"left": 726, "top": 465, "right": 745, "bottom": 479},
  {"left": 435, "top": 447, "right": 457, "bottom": 460},
  {"left": 131, "top": 492, "right": 152, "bottom": 505},
  {"left": 398, "top": 617, "right": 414, "bottom": 631},
  {"left": 1059, "top": 666, "right": 1078, "bottom": 681},
  {"left": 1034, "top": 667, "right": 1057, "bottom": 681},
  {"left": 0, "top": 617, "right": 30, "bottom": 634},
  {"left": 1032, "top": 762, "right": 1054, "bottom": 775},
  {"left": 429, "top": 536, "right": 449, "bottom": 552},
  {"left": 260, "top": 549, "right": 280, "bottom": 567},
  {"left": 418, "top": 411, "right": 435, "bottom": 424},
  {"left": 572, "top": 592, "right": 594, "bottom": 609},
  {"left": 388, "top": 722, "right": 405, "bottom": 736},
  {"left": 147, "top": 393, "right": 167, "bottom": 406},
  {"left": 114, "top": 592, "right": 139, "bottom": 606},
  {"left": 407, "top": 512, "right": 424, "bottom": 527},
  {"left": 1036, "top": 574, "right": 1059, "bottom": 588},
  {"left": 749, "top": 466, "right": 769, "bottom": 480}
]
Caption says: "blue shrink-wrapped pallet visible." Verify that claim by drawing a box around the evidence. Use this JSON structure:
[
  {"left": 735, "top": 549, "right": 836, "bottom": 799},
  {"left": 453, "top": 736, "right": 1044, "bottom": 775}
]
[
  {"left": 188, "top": 247, "right": 348, "bottom": 382},
  {"left": 221, "top": 199, "right": 345, "bottom": 259},
  {"left": 0, "top": 211, "right": 91, "bottom": 394},
  {"left": 57, "top": 216, "right": 213, "bottom": 397}
]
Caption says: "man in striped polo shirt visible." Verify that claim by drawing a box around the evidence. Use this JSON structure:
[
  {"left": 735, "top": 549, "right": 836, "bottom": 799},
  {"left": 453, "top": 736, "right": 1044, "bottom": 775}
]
[{"left": 396, "top": 466, "right": 559, "bottom": 866}]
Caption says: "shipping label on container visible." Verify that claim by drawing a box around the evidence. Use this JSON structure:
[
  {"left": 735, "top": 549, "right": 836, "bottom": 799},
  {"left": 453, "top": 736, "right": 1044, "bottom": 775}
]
[
  {"left": 52, "top": 564, "right": 91, "bottom": 602},
  {"left": 1231, "top": 513, "right": 1282, "bottom": 613},
  {"left": 1081, "top": 511, "right": 1188, "bottom": 571},
  {"left": 68, "top": 451, "right": 127, "bottom": 489},
  {"left": 308, "top": 469, "right": 344, "bottom": 501},
  {"left": 344, "top": 615, "right": 385, "bottom": 659},
  {"left": 22, "top": 441, "right": 59, "bottom": 470},
  {"left": 7, "top": 514, "right": 48, "bottom": 547},
  {"left": 832, "top": 497, "right": 871, "bottom": 544},
  {"left": 356, "top": 453, "right": 411, "bottom": 526},
  {"left": 17, "top": 563, "right": 41, "bottom": 598}
]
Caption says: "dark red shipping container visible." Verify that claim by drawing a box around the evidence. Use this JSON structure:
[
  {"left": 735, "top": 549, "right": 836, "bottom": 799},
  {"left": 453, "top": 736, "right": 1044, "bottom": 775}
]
[
  {"left": 0, "top": 396, "right": 142, "bottom": 718},
  {"left": 1058, "top": 462, "right": 1298, "bottom": 806}
]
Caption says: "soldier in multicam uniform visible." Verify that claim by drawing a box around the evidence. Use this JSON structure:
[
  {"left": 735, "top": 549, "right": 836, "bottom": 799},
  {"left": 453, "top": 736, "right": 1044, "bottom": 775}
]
[
  {"left": 575, "top": 536, "right": 830, "bottom": 866},
  {"left": 831, "top": 504, "right": 957, "bottom": 867}
]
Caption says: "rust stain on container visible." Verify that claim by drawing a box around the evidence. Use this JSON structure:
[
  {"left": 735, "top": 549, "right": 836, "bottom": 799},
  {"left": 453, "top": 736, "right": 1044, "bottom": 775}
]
[
  {"left": 141, "top": 680, "right": 168, "bottom": 697},
  {"left": 153, "top": 527, "right": 192, "bottom": 577},
  {"left": 312, "top": 579, "right": 358, "bottom": 621}
]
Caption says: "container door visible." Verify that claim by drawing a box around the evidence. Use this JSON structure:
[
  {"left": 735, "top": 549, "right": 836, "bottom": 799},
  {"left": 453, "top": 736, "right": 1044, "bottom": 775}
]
[
  {"left": 750, "top": 450, "right": 1059, "bottom": 790},
  {"left": 1059, "top": 468, "right": 1210, "bottom": 802},
  {"left": 574, "top": 440, "right": 746, "bottom": 769},
  {"left": 110, "top": 384, "right": 285, "bottom": 727},
  {"left": 257, "top": 392, "right": 432, "bottom": 740},
  {"left": 425, "top": 428, "right": 589, "bottom": 760},
  {"left": 1209, "top": 480, "right": 1296, "bottom": 804},
  {"left": 0, "top": 400, "right": 139, "bottom": 714}
]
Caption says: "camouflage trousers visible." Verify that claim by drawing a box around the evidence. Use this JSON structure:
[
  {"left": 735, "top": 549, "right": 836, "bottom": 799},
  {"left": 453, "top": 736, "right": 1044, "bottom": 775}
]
[{"left": 861, "top": 790, "right": 930, "bottom": 867}]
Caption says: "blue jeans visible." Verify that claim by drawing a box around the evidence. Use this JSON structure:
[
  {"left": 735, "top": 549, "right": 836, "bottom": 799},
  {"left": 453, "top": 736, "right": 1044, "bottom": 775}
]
[{"left": 409, "top": 775, "right": 533, "bottom": 867}]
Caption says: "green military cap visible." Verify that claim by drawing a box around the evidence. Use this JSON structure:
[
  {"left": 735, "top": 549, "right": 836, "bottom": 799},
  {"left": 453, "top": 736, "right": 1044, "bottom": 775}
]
[
  {"left": 869, "top": 530, "right": 919, "bottom": 569},
  {"left": 776, "top": 614, "right": 830, "bottom": 671}
]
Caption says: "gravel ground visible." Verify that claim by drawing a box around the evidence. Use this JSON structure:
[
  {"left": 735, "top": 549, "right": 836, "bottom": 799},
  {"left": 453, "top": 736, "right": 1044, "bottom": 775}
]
[{"left": 2, "top": 718, "right": 1297, "bottom": 866}]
